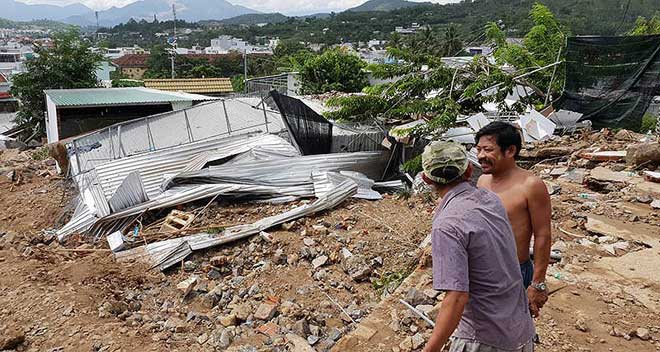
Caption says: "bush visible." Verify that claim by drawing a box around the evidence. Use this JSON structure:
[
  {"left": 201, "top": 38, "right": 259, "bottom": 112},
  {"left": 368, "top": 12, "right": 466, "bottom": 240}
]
[{"left": 641, "top": 113, "right": 658, "bottom": 133}]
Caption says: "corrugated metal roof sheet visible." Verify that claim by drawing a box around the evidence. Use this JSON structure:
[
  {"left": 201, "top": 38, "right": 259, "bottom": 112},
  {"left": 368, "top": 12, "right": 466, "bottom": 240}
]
[
  {"left": 144, "top": 78, "right": 234, "bottom": 94},
  {"left": 44, "top": 87, "right": 217, "bottom": 107}
]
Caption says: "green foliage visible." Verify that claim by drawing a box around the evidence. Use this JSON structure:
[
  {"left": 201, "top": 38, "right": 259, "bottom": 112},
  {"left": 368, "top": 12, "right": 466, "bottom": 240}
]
[
  {"left": 230, "top": 75, "right": 245, "bottom": 92},
  {"left": 641, "top": 113, "right": 658, "bottom": 134},
  {"left": 401, "top": 155, "right": 422, "bottom": 175},
  {"left": 630, "top": 13, "right": 660, "bottom": 35},
  {"left": 10, "top": 28, "right": 102, "bottom": 137},
  {"left": 298, "top": 49, "right": 368, "bottom": 94},
  {"left": 486, "top": 2, "right": 567, "bottom": 103},
  {"left": 30, "top": 147, "right": 49, "bottom": 161},
  {"left": 112, "top": 79, "right": 144, "bottom": 87}
]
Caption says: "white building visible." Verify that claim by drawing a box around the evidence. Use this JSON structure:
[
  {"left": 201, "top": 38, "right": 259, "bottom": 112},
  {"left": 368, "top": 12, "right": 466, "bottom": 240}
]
[
  {"left": 103, "top": 46, "right": 149, "bottom": 60},
  {"left": 205, "top": 35, "right": 273, "bottom": 54}
]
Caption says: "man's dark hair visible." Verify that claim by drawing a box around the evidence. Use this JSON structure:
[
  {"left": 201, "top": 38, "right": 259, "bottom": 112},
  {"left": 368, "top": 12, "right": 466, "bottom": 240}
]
[{"left": 475, "top": 121, "right": 522, "bottom": 157}]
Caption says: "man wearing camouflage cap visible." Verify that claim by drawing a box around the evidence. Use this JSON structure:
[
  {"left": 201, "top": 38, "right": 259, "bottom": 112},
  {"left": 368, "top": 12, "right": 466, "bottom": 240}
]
[{"left": 421, "top": 141, "right": 535, "bottom": 352}]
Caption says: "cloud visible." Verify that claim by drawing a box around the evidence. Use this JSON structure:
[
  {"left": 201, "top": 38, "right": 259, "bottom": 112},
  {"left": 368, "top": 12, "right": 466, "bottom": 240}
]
[{"left": 17, "top": 0, "right": 461, "bottom": 14}]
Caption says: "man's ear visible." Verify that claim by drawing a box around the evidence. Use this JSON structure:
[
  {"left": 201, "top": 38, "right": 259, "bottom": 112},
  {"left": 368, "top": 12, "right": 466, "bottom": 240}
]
[
  {"left": 505, "top": 145, "right": 517, "bottom": 158},
  {"left": 464, "top": 163, "right": 473, "bottom": 180}
]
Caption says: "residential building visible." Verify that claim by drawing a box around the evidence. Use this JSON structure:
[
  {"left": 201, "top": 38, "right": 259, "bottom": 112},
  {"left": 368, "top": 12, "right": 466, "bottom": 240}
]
[
  {"left": 112, "top": 54, "right": 150, "bottom": 79},
  {"left": 205, "top": 35, "right": 273, "bottom": 55},
  {"left": 44, "top": 87, "right": 217, "bottom": 143}
]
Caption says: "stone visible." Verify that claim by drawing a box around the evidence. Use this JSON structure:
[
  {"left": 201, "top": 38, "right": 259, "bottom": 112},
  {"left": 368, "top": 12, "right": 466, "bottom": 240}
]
[
  {"left": 411, "top": 333, "right": 425, "bottom": 349},
  {"left": 328, "top": 327, "right": 342, "bottom": 341},
  {"left": 303, "top": 238, "right": 316, "bottom": 247},
  {"left": 286, "top": 333, "right": 316, "bottom": 352},
  {"left": 353, "top": 325, "right": 377, "bottom": 341},
  {"left": 399, "top": 336, "right": 413, "bottom": 352},
  {"left": 219, "top": 314, "right": 238, "bottom": 327},
  {"left": 423, "top": 289, "right": 440, "bottom": 299},
  {"left": 341, "top": 248, "right": 353, "bottom": 259},
  {"left": 415, "top": 305, "right": 434, "bottom": 316},
  {"left": 254, "top": 302, "right": 278, "bottom": 321},
  {"left": 282, "top": 221, "right": 295, "bottom": 231},
  {"left": 0, "top": 325, "right": 25, "bottom": 350},
  {"left": 312, "top": 225, "right": 328, "bottom": 235},
  {"left": 635, "top": 327, "right": 651, "bottom": 341},
  {"left": 307, "top": 335, "right": 320, "bottom": 345},
  {"left": 257, "top": 321, "right": 280, "bottom": 338},
  {"left": 164, "top": 317, "right": 187, "bottom": 333},
  {"left": 207, "top": 269, "right": 221, "bottom": 280},
  {"left": 293, "top": 319, "right": 311, "bottom": 337},
  {"left": 405, "top": 288, "right": 434, "bottom": 306},
  {"left": 651, "top": 199, "right": 660, "bottom": 209},
  {"left": 183, "top": 261, "right": 198, "bottom": 271},
  {"left": 273, "top": 249, "right": 287, "bottom": 265},
  {"left": 574, "top": 318, "right": 589, "bottom": 332},
  {"left": 314, "top": 269, "right": 328, "bottom": 281},
  {"left": 287, "top": 253, "right": 300, "bottom": 265},
  {"left": 197, "top": 333, "right": 209, "bottom": 344},
  {"left": 312, "top": 255, "right": 329, "bottom": 269},
  {"left": 371, "top": 256, "right": 384, "bottom": 267},
  {"left": 342, "top": 255, "right": 373, "bottom": 282},
  {"left": 232, "top": 303, "right": 252, "bottom": 321},
  {"left": 213, "top": 328, "right": 233, "bottom": 349},
  {"left": 176, "top": 276, "right": 198, "bottom": 297}
]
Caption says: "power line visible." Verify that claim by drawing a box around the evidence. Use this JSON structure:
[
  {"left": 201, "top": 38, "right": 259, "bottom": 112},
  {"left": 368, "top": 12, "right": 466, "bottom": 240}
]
[{"left": 615, "top": 0, "right": 633, "bottom": 34}]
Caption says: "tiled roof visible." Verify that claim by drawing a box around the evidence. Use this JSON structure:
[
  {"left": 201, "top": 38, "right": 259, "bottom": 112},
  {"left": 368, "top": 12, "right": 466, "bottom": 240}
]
[
  {"left": 112, "top": 54, "right": 150, "bottom": 68},
  {"left": 143, "top": 78, "right": 234, "bottom": 94},
  {"left": 44, "top": 87, "right": 217, "bottom": 107}
]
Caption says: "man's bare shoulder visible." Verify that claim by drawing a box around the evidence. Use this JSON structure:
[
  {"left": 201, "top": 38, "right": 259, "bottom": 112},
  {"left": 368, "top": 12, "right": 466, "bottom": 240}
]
[
  {"left": 477, "top": 174, "right": 493, "bottom": 188},
  {"left": 519, "top": 169, "right": 549, "bottom": 197}
]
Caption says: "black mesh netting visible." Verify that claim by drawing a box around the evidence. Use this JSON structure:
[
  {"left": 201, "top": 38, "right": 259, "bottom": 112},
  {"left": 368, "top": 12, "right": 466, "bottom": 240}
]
[
  {"left": 557, "top": 35, "right": 660, "bottom": 131},
  {"left": 269, "top": 90, "right": 332, "bottom": 155}
]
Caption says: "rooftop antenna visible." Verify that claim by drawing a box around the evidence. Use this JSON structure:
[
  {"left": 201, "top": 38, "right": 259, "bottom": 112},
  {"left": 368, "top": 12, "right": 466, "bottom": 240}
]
[{"left": 95, "top": 11, "right": 99, "bottom": 42}]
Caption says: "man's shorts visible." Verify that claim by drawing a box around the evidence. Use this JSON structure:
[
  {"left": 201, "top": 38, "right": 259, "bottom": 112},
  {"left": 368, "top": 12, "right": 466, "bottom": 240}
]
[
  {"left": 448, "top": 337, "right": 534, "bottom": 352},
  {"left": 520, "top": 259, "right": 534, "bottom": 289}
]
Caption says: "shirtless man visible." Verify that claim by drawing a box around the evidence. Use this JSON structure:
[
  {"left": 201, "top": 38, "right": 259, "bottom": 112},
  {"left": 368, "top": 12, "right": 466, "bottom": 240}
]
[{"left": 475, "top": 121, "right": 552, "bottom": 317}]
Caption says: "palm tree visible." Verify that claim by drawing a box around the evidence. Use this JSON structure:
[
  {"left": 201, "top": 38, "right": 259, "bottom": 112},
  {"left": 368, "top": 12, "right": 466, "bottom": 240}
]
[{"left": 442, "top": 25, "right": 463, "bottom": 57}]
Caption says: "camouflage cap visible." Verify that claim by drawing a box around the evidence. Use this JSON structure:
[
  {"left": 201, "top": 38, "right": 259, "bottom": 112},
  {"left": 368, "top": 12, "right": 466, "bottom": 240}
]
[{"left": 421, "top": 141, "right": 469, "bottom": 184}]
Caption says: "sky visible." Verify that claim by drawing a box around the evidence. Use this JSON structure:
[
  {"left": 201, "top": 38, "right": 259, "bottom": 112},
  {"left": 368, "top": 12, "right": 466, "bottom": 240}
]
[{"left": 17, "top": 0, "right": 461, "bottom": 15}]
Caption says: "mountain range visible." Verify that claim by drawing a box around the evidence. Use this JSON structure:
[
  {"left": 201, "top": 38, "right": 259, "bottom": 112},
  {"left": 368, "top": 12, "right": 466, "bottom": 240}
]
[
  {"left": 0, "top": 0, "right": 258, "bottom": 26},
  {"left": 0, "top": 0, "right": 424, "bottom": 27}
]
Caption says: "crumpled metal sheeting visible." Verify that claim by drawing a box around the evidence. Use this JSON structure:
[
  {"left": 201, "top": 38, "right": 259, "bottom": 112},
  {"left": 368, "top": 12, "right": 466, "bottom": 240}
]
[
  {"left": 167, "top": 151, "right": 388, "bottom": 189},
  {"left": 152, "top": 241, "right": 192, "bottom": 272},
  {"left": 108, "top": 171, "right": 149, "bottom": 213},
  {"left": 115, "top": 178, "right": 358, "bottom": 270},
  {"left": 82, "top": 177, "right": 111, "bottom": 218},
  {"left": 312, "top": 171, "right": 382, "bottom": 200},
  {"left": 56, "top": 203, "right": 98, "bottom": 241},
  {"left": 91, "top": 133, "right": 297, "bottom": 199},
  {"left": 85, "top": 182, "right": 313, "bottom": 239}
]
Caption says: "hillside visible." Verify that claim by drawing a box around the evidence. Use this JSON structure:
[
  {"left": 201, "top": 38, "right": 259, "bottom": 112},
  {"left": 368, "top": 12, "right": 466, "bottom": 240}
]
[
  {"left": 101, "top": 0, "right": 655, "bottom": 48},
  {"left": 347, "top": 0, "right": 429, "bottom": 12},
  {"left": 215, "top": 13, "right": 289, "bottom": 25},
  {"left": 0, "top": 0, "right": 91, "bottom": 22}
]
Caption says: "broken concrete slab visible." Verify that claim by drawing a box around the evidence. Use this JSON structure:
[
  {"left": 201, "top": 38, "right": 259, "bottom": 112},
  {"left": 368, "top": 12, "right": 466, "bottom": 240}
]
[
  {"left": 588, "top": 167, "right": 636, "bottom": 183},
  {"left": 584, "top": 215, "right": 659, "bottom": 247},
  {"left": 643, "top": 170, "right": 660, "bottom": 183},
  {"left": 635, "top": 181, "right": 660, "bottom": 196},
  {"left": 626, "top": 142, "right": 660, "bottom": 166},
  {"left": 580, "top": 150, "right": 627, "bottom": 162},
  {"left": 594, "top": 247, "right": 660, "bottom": 289}
]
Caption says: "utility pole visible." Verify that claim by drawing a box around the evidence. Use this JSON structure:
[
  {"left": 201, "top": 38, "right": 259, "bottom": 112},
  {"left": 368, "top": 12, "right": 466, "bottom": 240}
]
[
  {"left": 95, "top": 11, "right": 99, "bottom": 43},
  {"left": 169, "top": 3, "right": 177, "bottom": 79},
  {"left": 243, "top": 49, "right": 248, "bottom": 92}
]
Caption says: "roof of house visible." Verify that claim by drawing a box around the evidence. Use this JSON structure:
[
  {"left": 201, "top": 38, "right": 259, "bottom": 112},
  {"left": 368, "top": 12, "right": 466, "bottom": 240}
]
[
  {"left": 143, "top": 78, "right": 234, "bottom": 94},
  {"left": 112, "top": 54, "right": 150, "bottom": 68},
  {"left": 44, "top": 87, "right": 217, "bottom": 108}
]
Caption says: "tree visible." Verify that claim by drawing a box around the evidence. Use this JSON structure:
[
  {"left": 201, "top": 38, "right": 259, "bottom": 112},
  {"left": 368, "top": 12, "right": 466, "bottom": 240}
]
[
  {"left": 630, "top": 13, "right": 660, "bottom": 35},
  {"left": 441, "top": 25, "right": 463, "bottom": 56},
  {"left": 10, "top": 28, "right": 103, "bottom": 137},
  {"left": 486, "top": 2, "right": 567, "bottom": 105},
  {"left": 298, "top": 48, "right": 368, "bottom": 94}
]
